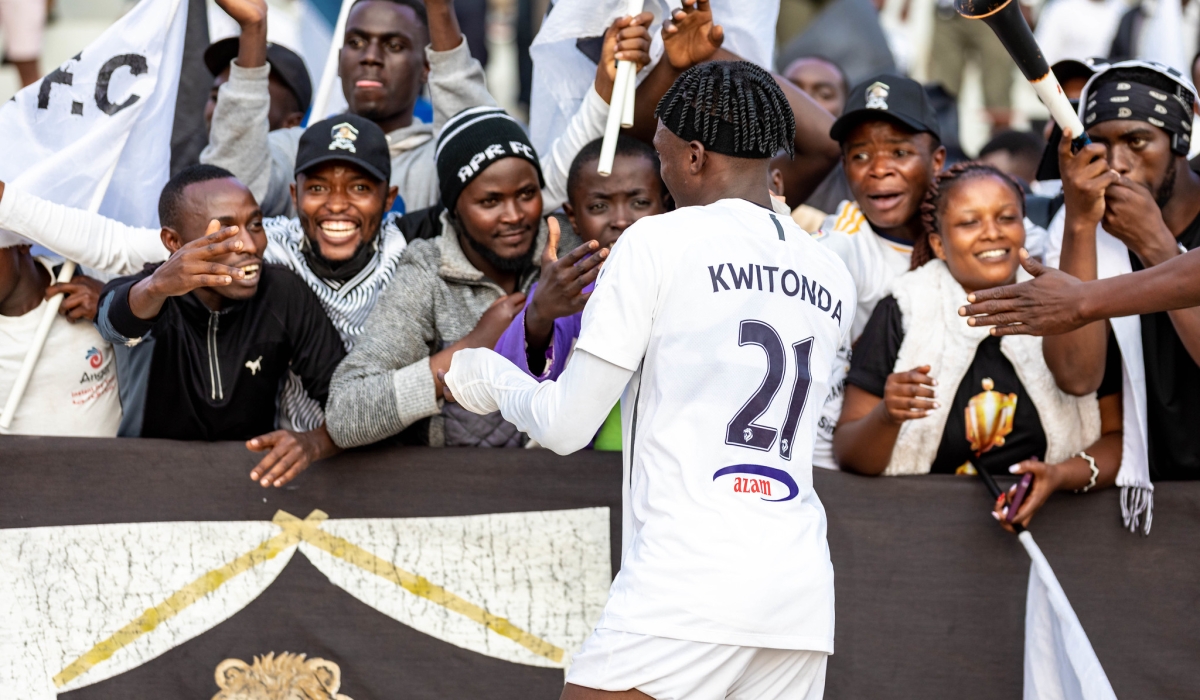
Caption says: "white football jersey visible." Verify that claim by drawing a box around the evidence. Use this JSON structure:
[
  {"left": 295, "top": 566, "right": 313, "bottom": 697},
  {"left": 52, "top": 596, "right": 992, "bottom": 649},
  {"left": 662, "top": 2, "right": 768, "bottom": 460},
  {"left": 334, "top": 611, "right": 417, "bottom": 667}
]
[
  {"left": 814, "top": 200, "right": 912, "bottom": 341},
  {"left": 576, "top": 198, "right": 856, "bottom": 651}
]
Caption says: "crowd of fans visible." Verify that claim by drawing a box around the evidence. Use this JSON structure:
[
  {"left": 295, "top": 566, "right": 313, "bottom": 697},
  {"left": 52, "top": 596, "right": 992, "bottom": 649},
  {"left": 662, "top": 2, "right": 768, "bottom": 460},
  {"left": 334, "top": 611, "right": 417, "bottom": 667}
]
[{"left": 1, "top": 0, "right": 1198, "bottom": 533}]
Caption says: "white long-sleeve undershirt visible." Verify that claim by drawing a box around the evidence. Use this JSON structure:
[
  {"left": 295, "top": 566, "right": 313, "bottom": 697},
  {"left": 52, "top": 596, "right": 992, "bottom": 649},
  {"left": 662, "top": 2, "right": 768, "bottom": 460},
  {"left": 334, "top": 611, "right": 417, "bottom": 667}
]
[
  {"left": 444, "top": 347, "right": 632, "bottom": 454},
  {"left": 0, "top": 187, "right": 167, "bottom": 275},
  {"left": 540, "top": 85, "right": 609, "bottom": 215}
]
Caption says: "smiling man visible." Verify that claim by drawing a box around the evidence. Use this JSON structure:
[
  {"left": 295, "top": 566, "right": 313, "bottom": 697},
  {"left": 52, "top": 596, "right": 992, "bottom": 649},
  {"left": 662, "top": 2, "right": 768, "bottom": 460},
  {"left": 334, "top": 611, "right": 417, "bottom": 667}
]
[
  {"left": 0, "top": 114, "right": 407, "bottom": 437},
  {"left": 202, "top": 0, "right": 492, "bottom": 217},
  {"left": 325, "top": 107, "right": 583, "bottom": 449},
  {"left": 95, "top": 165, "right": 347, "bottom": 488}
]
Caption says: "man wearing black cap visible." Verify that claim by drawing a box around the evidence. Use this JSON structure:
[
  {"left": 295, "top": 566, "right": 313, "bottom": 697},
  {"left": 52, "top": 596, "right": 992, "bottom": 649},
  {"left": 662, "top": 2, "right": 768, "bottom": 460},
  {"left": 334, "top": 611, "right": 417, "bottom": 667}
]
[
  {"left": 325, "top": 106, "right": 583, "bottom": 449},
  {"left": 814, "top": 74, "right": 947, "bottom": 341},
  {"left": 203, "top": 36, "right": 312, "bottom": 134},
  {"left": 0, "top": 113, "right": 407, "bottom": 435},
  {"left": 93, "top": 164, "right": 347, "bottom": 489},
  {"left": 203, "top": 0, "right": 495, "bottom": 218},
  {"left": 806, "top": 75, "right": 1053, "bottom": 469}
]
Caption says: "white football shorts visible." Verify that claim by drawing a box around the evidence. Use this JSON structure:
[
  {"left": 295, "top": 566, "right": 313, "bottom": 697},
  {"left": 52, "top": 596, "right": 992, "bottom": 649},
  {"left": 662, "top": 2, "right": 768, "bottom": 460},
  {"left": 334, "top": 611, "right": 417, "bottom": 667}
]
[{"left": 566, "top": 628, "right": 828, "bottom": 700}]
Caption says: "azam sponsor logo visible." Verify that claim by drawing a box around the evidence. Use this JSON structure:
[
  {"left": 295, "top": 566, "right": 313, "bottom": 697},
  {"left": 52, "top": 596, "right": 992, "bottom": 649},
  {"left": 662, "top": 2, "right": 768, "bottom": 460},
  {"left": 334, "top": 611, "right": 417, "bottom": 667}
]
[
  {"left": 85, "top": 347, "right": 103, "bottom": 369},
  {"left": 712, "top": 464, "right": 798, "bottom": 502}
]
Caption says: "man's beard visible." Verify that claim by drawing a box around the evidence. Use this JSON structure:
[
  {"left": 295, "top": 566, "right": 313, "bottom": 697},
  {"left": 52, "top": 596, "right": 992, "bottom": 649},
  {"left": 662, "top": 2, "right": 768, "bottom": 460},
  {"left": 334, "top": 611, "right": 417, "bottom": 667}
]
[
  {"left": 453, "top": 217, "right": 537, "bottom": 275},
  {"left": 1154, "top": 158, "right": 1178, "bottom": 209}
]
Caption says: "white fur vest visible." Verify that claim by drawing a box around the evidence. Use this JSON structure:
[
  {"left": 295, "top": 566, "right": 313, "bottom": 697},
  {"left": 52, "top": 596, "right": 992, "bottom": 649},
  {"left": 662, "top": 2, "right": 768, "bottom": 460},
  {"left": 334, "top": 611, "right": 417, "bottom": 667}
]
[{"left": 882, "top": 261, "right": 1101, "bottom": 476}]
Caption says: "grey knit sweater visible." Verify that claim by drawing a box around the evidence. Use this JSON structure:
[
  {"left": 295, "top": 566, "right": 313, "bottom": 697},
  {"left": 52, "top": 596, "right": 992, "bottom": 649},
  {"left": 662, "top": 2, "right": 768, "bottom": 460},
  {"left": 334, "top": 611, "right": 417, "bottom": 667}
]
[{"left": 326, "top": 212, "right": 580, "bottom": 448}]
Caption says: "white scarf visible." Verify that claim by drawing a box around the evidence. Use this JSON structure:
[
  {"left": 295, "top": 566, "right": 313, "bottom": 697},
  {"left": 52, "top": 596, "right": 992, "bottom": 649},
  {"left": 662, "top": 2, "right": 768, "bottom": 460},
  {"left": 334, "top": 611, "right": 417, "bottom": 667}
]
[
  {"left": 883, "top": 261, "right": 1102, "bottom": 476},
  {"left": 1094, "top": 226, "right": 1154, "bottom": 534}
]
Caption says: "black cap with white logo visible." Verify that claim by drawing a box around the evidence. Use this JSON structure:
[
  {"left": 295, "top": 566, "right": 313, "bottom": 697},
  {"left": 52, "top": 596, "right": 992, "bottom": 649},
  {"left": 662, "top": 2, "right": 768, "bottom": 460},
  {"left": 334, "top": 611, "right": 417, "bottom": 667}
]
[
  {"left": 294, "top": 113, "right": 391, "bottom": 183},
  {"left": 830, "top": 74, "right": 942, "bottom": 143}
]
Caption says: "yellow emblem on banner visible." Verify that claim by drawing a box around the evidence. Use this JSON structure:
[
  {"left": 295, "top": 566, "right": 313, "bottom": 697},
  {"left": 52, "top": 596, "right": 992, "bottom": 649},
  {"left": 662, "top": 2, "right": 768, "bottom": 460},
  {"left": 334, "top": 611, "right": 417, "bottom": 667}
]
[
  {"left": 54, "top": 510, "right": 566, "bottom": 689},
  {"left": 964, "top": 378, "right": 1017, "bottom": 456}
]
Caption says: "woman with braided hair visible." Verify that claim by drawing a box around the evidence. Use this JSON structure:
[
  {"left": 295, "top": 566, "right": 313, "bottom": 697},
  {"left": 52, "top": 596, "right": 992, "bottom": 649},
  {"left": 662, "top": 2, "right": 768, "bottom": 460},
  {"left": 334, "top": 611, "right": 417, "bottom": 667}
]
[
  {"left": 833, "top": 162, "right": 1124, "bottom": 530},
  {"left": 444, "top": 60, "right": 855, "bottom": 699}
]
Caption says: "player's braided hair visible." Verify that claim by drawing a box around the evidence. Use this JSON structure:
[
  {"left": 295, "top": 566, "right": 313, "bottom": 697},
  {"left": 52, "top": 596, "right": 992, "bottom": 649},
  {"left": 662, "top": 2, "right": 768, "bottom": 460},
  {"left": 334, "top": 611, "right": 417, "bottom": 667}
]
[
  {"left": 911, "top": 161, "right": 1026, "bottom": 270},
  {"left": 656, "top": 61, "right": 796, "bottom": 159}
]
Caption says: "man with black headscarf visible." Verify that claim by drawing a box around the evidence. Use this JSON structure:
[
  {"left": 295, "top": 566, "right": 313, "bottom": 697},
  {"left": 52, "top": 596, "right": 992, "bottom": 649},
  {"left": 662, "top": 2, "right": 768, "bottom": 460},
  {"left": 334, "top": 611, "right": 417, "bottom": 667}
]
[{"left": 1039, "top": 60, "right": 1200, "bottom": 533}]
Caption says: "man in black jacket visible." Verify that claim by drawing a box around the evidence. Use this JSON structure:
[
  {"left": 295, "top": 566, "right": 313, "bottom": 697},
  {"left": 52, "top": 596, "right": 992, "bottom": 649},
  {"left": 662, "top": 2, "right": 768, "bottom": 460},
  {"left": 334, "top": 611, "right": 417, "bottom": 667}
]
[{"left": 97, "top": 165, "right": 346, "bottom": 488}]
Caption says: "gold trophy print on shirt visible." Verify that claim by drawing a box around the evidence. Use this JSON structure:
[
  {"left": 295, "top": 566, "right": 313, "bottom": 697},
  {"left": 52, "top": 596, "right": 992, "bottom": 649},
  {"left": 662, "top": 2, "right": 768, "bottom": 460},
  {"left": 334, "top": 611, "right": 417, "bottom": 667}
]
[{"left": 965, "top": 377, "right": 1018, "bottom": 456}]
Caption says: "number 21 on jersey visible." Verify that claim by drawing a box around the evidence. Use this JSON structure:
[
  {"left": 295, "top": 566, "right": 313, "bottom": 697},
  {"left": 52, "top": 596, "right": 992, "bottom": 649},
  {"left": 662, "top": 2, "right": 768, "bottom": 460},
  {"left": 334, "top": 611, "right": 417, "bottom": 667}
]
[{"left": 725, "top": 319, "right": 813, "bottom": 461}]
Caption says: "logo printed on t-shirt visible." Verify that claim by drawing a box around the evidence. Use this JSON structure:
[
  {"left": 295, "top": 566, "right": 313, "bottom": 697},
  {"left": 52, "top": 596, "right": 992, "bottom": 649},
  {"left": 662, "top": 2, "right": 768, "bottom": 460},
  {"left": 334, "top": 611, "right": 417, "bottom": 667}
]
[
  {"left": 712, "top": 464, "right": 798, "bottom": 502},
  {"left": 75, "top": 347, "right": 116, "bottom": 405}
]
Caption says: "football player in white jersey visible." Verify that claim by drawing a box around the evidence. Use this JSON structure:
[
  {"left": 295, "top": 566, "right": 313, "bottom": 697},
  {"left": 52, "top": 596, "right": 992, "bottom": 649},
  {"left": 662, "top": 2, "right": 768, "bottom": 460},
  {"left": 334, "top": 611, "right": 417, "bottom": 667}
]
[{"left": 443, "top": 61, "right": 856, "bottom": 700}]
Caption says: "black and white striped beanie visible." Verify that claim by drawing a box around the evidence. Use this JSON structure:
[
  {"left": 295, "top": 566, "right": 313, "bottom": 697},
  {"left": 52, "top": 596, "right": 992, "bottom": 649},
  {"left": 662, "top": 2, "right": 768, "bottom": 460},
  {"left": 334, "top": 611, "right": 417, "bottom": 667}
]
[{"left": 435, "top": 106, "right": 544, "bottom": 211}]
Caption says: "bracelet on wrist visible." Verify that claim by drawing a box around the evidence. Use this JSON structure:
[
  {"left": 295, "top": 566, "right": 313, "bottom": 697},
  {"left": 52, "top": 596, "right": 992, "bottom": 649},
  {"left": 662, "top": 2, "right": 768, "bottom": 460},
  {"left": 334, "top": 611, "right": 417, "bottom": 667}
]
[{"left": 1074, "top": 451, "right": 1098, "bottom": 493}]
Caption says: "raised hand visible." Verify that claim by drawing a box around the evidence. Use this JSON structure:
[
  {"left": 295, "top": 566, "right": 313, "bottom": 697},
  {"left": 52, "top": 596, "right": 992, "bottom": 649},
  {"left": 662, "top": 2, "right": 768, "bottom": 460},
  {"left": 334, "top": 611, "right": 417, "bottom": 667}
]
[
  {"left": 215, "top": 0, "right": 267, "bottom": 68},
  {"left": 155, "top": 220, "right": 248, "bottom": 296},
  {"left": 128, "top": 221, "right": 248, "bottom": 320},
  {"left": 214, "top": 0, "right": 267, "bottom": 27},
  {"left": 960, "top": 250, "right": 1088, "bottom": 336},
  {"left": 525, "top": 218, "right": 606, "bottom": 352},
  {"left": 596, "top": 11, "right": 654, "bottom": 103},
  {"left": 662, "top": 0, "right": 725, "bottom": 71},
  {"left": 47, "top": 274, "right": 104, "bottom": 323},
  {"left": 1059, "top": 129, "right": 1117, "bottom": 228},
  {"left": 881, "top": 365, "right": 938, "bottom": 423}
]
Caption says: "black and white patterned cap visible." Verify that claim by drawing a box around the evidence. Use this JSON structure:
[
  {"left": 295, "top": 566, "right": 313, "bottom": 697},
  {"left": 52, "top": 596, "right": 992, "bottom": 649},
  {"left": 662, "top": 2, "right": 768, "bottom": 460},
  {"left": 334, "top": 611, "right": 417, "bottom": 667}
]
[{"left": 1078, "top": 60, "right": 1197, "bottom": 156}]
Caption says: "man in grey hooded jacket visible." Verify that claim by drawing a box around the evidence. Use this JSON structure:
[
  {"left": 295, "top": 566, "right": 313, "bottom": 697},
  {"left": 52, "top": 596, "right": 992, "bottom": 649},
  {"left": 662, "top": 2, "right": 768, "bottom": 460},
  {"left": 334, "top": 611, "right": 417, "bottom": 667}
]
[{"left": 202, "top": 0, "right": 493, "bottom": 218}]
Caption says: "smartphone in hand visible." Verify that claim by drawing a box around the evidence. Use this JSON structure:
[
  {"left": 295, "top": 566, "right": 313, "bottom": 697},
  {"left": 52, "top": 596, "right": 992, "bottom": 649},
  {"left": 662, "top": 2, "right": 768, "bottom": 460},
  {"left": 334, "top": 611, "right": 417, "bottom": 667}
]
[{"left": 1005, "top": 472, "right": 1035, "bottom": 523}]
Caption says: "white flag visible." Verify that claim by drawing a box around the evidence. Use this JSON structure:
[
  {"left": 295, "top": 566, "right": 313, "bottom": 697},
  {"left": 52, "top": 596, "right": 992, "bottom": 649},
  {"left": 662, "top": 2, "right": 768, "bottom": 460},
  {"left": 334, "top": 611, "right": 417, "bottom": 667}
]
[
  {"left": 0, "top": 0, "right": 189, "bottom": 247},
  {"left": 1020, "top": 532, "right": 1118, "bottom": 700},
  {"left": 528, "top": 0, "right": 778, "bottom": 158}
]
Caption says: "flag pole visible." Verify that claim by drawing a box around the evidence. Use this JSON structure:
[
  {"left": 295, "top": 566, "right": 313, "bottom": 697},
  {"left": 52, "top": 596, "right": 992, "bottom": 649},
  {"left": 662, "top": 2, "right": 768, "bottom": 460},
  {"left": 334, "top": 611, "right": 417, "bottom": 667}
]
[
  {"left": 0, "top": 158, "right": 121, "bottom": 431},
  {"left": 597, "top": 0, "right": 645, "bottom": 175},
  {"left": 308, "top": 0, "right": 356, "bottom": 124}
]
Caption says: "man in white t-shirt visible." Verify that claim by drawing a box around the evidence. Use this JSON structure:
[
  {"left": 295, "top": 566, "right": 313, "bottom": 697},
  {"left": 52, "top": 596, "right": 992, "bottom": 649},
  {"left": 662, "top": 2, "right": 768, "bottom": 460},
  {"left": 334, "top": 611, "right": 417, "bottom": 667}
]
[
  {"left": 444, "top": 62, "right": 855, "bottom": 700},
  {"left": 0, "top": 245, "right": 120, "bottom": 436}
]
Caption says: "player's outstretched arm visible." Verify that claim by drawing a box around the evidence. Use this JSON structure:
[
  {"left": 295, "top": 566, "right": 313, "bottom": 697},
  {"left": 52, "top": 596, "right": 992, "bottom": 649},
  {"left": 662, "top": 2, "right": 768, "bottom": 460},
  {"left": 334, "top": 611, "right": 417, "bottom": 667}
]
[
  {"left": 443, "top": 347, "right": 632, "bottom": 454},
  {"left": 0, "top": 181, "right": 167, "bottom": 275}
]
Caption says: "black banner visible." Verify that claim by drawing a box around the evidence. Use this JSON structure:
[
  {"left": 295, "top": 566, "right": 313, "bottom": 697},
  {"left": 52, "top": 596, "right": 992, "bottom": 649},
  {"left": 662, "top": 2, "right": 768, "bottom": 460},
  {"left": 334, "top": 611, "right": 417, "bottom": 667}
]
[{"left": 1, "top": 436, "right": 1197, "bottom": 699}]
